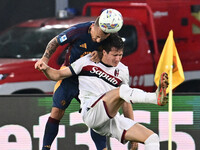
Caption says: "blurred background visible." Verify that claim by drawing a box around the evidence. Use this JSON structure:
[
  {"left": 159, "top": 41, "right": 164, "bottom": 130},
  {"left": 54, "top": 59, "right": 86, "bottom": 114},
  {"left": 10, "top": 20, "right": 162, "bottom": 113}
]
[
  {"left": 0, "top": 0, "right": 119, "bottom": 32},
  {"left": 0, "top": 0, "right": 200, "bottom": 149}
]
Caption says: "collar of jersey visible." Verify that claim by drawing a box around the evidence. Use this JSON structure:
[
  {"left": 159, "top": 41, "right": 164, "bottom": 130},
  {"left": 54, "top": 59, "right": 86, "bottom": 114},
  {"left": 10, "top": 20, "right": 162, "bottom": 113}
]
[{"left": 100, "top": 61, "right": 112, "bottom": 67}]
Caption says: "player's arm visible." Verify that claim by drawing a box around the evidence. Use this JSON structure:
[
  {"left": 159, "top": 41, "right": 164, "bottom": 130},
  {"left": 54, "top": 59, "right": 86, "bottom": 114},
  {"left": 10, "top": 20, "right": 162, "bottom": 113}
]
[
  {"left": 39, "top": 62, "right": 72, "bottom": 81},
  {"left": 35, "top": 36, "right": 59, "bottom": 71},
  {"left": 40, "top": 53, "right": 86, "bottom": 81},
  {"left": 43, "top": 36, "right": 59, "bottom": 62}
]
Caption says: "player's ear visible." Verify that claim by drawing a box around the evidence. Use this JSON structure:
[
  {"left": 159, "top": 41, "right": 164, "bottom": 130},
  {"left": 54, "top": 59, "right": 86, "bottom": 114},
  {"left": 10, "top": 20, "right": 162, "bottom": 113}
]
[
  {"left": 102, "top": 49, "right": 107, "bottom": 55},
  {"left": 89, "top": 24, "right": 94, "bottom": 33},
  {"left": 106, "top": 33, "right": 110, "bottom": 37}
]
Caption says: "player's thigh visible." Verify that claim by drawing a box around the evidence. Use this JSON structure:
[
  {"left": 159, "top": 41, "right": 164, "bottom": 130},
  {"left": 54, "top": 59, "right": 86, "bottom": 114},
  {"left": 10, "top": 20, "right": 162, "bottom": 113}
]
[
  {"left": 125, "top": 123, "right": 154, "bottom": 143},
  {"left": 102, "top": 88, "right": 124, "bottom": 116},
  {"left": 53, "top": 77, "right": 79, "bottom": 110},
  {"left": 83, "top": 99, "right": 110, "bottom": 129}
]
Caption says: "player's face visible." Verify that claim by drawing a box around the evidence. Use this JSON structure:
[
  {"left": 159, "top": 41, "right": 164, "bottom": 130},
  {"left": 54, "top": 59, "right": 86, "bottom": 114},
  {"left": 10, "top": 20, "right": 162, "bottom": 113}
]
[
  {"left": 102, "top": 47, "right": 123, "bottom": 67},
  {"left": 90, "top": 24, "right": 110, "bottom": 43}
]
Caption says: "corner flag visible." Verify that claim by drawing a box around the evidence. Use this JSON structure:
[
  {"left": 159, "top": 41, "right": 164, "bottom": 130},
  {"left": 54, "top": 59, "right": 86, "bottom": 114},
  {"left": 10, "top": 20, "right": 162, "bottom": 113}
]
[
  {"left": 154, "top": 30, "right": 185, "bottom": 150},
  {"left": 154, "top": 30, "right": 185, "bottom": 93}
]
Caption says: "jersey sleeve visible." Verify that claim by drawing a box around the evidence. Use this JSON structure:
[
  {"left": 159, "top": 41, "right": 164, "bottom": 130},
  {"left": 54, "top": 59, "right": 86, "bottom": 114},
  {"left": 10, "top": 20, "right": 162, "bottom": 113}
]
[
  {"left": 123, "top": 66, "right": 130, "bottom": 85},
  {"left": 57, "top": 26, "right": 79, "bottom": 45},
  {"left": 118, "top": 63, "right": 130, "bottom": 86},
  {"left": 70, "top": 54, "right": 90, "bottom": 75}
]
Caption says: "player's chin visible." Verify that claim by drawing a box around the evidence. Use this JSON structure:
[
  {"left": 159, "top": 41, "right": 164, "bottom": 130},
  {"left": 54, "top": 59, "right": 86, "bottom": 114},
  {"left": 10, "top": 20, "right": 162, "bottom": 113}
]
[
  {"left": 92, "top": 38, "right": 98, "bottom": 43},
  {"left": 112, "top": 63, "right": 118, "bottom": 67},
  {"left": 113, "top": 62, "right": 120, "bottom": 66}
]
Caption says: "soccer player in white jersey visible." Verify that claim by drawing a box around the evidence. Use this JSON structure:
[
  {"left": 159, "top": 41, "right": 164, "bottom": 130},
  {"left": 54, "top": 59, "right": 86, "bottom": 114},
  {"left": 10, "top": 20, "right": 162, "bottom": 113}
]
[{"left": 39, "top": 34, "right": 168, "bottom": 150}]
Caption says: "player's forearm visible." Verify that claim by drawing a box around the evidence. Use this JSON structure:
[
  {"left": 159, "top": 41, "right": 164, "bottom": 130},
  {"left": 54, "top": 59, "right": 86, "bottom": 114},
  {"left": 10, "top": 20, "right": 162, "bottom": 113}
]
[
  {"left": 43, "top": 67, "right": 62, "bottom": 81},
  {"left": 122, "top": 101, "right": 134, "bottom": 120},
  {"left": 43, "top": 66, "right": 72, "bottom": 81},
  {"left": 42, "top": 36, "right": 59, "bottom": 63}
]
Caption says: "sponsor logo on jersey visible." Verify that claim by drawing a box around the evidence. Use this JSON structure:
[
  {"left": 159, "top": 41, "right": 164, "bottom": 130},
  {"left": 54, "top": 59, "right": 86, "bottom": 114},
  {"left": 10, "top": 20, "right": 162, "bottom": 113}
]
[
  {"left": 81, "top": 66, "right": 121, "bottom": 87},
  {"left": 80, "top": 43, "right": 87, "bottom": 49},
  {"left": 60, "top": 35, "right": 67, "bottom": 42},
  {"left": 90, "top": 67, "right": 119, "bottom": 85}
]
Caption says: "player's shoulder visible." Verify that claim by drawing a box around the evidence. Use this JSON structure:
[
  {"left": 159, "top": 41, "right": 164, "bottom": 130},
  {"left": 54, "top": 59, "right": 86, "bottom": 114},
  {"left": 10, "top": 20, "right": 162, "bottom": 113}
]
[
  {"left": 83, "top": 54, "right": 91, "bottom": 60},
  {"left": 75, "top": 21, "right": 93, "bottom": 28},
  {"left": 77, "top": 54, "right": 91, "bottom": 63},
  {"left": 117, "top": 62, "right": 129, "bottom": 75},
  {"left": 72, "top": 54, "right": 92, "bottom": 70},
  {"left": 72, "top": 21, "right": 93, "bottom": 32},
  {"left": 57, "top": 21, "right": 93, "bottom": 44},
  {"left": 61, "top": 21, "right": 93, "bottom": 35},
  {"left": 118, "top": 62, "right": 128, "bottom": 70}
]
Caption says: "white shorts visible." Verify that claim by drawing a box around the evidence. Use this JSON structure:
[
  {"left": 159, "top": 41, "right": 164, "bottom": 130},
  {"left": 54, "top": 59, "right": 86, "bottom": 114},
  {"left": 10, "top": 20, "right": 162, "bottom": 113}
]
[{"left": 81, "top": 96, "right": 137, "bottom": 144}]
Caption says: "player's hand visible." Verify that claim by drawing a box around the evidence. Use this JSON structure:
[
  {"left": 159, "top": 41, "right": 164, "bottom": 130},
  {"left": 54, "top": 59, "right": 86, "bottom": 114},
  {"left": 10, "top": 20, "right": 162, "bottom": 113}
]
[
  {"left": 90, "top": 51, "right": 100, "bottom": 63},
  {"left": 35, "top": 58, "right": 48, "bottom": 71},
  {"left": 35, "top": 60, "right": 49, "bottom": 71},
  {"left": 40, "top": 62, "right": 49, "bottom": 71}
]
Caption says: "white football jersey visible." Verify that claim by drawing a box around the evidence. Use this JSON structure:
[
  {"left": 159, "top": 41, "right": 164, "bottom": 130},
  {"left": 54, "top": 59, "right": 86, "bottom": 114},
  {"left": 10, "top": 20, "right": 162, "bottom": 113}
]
[{"left": 70, "top": 54, "right": 129, "bottom": 107}]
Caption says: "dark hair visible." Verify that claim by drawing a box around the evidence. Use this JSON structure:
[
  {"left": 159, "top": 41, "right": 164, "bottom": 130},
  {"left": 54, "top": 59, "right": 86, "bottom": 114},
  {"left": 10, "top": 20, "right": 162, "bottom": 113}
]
[{"left": 99, "top": 33, "right": 124, "bottom": 53}]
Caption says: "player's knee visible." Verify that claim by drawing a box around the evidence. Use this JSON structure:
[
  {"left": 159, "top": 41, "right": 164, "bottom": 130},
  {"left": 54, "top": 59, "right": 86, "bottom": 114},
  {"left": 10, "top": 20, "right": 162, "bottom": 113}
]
[
  {"left": 144, "top": 133, "right": 159, "bottom": 145},
  {"left": 50, "top": 107, "right": 65, "bottom": 120}
]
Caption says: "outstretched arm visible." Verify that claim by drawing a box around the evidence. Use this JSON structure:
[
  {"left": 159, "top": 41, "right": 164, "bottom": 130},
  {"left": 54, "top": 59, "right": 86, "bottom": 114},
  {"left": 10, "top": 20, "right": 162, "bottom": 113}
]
[{"left": 39, "top": 62, "right": 72, "bottom": 81}]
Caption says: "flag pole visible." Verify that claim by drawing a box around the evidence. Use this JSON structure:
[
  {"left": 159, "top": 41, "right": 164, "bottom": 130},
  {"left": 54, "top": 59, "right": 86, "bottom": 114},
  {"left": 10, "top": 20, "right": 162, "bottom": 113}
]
[
  {"left": 168, "top": 65, "right": 173, "bottom": 150},
  {"left": 154, "top": 30, "right": 185, "bottom": 150}
]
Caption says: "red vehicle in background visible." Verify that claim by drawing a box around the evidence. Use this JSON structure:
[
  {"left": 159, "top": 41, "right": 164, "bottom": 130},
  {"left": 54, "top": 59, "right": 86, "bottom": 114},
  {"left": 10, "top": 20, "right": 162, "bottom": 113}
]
[
  {"left": 0, "top": 17, "right": 95, "bottom": 94},
  {"left": 82, "top": 0, "right": 200, "bottom": 92},
  {"left": 0, "top": 0, "right": 200, "bottom": 94}
]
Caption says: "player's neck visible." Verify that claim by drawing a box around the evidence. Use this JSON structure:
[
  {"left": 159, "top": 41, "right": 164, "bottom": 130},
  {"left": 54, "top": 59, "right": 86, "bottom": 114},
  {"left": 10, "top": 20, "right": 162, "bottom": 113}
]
[{"left": 100, "top": 60, "right": 112, "bottom": 67}]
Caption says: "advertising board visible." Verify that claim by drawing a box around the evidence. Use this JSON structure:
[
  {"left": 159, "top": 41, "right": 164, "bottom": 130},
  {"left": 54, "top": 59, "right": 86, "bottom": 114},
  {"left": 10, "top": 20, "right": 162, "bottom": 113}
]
[{"left": 0, "top": 95, "right": 199, "bottom": 150}]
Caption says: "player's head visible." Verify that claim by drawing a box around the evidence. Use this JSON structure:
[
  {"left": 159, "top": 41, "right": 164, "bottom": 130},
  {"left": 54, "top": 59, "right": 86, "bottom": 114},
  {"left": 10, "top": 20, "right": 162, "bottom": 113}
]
[
  {"left": 90, "top": 9, "right": 123, "bottom": 43},
  {"left": 90, "top": 17, "right": 110, "bottom": 43},
  {"left": 100, "top": 33, "right": 124, "bottom": 67}
]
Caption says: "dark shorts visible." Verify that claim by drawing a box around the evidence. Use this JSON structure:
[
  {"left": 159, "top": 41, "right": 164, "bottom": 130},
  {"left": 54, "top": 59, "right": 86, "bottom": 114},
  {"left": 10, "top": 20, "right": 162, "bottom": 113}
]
[{"left": 52, "top": 75, "right": 79, "bottom": 110}]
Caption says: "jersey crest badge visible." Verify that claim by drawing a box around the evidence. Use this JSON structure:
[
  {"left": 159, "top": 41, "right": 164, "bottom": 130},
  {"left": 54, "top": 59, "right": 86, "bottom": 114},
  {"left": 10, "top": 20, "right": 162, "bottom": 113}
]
[
  {"left": 114, "top": 68, "right": 119, "bottom": 77},
  {"left": 80, "top": 43, "right": 87, "bottom": 49},
  {"left": 60, "top": 35, "right": 67, "bottom": 43}
]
